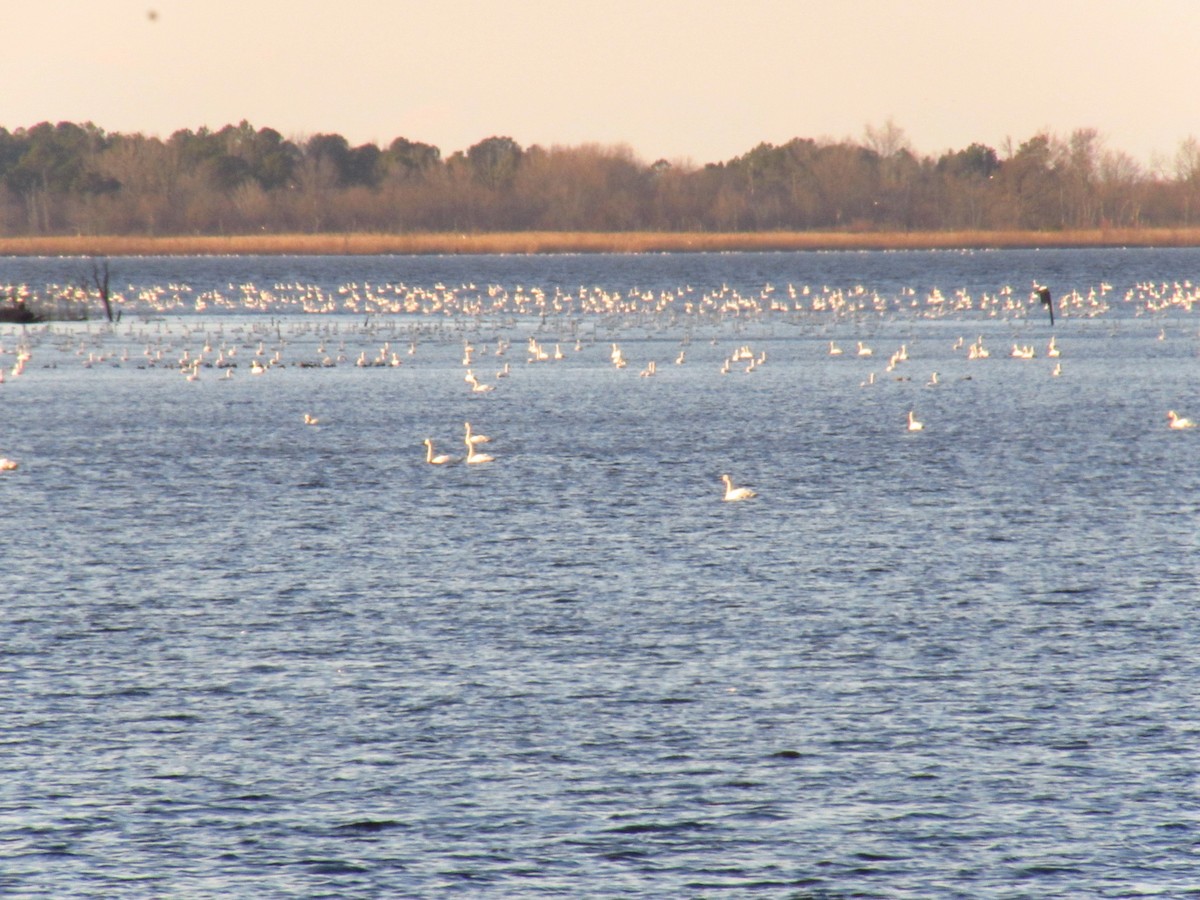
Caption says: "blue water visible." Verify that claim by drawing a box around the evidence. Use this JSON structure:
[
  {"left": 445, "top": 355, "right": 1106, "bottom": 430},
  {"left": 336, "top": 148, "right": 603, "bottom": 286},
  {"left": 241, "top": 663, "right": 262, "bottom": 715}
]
[{"left": 3, "top": 250, "right": 1200, "bottom": 898}]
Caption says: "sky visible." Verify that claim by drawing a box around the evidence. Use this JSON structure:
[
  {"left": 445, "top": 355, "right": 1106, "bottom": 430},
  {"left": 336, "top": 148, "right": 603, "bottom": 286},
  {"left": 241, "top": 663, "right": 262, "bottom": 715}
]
[{"left": 8, "top": 0, "right": 1200, "bottom": 170}]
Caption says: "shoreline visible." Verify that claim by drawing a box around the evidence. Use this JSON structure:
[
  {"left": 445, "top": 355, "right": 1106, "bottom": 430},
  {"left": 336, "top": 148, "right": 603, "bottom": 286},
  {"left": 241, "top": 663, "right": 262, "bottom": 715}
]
[{"left": 3, "top": 228, "right": 1200, "bottom": 257}]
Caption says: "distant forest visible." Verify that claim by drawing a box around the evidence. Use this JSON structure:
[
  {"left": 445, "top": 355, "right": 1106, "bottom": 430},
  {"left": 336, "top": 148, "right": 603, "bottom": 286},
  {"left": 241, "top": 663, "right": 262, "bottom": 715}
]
[{"left": 3, "top": 119, "right": 1200, "bottom": 236}]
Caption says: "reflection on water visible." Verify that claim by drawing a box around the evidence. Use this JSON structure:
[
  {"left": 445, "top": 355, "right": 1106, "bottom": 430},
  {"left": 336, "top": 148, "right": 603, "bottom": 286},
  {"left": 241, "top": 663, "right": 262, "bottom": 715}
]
[{"left": 3, "top": 250, "right": 1200, "bottom": 898}]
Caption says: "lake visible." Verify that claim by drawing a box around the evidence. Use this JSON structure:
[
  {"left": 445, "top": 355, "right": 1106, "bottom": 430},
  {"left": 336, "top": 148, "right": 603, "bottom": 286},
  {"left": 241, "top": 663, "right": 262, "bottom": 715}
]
[{"left": 2, "top": 248, "right": 1199, "bottom": 898}]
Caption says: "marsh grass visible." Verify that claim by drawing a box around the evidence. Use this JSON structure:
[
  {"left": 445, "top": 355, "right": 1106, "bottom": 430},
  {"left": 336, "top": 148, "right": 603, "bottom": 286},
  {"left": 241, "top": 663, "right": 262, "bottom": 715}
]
[{"left": 3, "top": 228, "right": 1200, "bottom": 257}]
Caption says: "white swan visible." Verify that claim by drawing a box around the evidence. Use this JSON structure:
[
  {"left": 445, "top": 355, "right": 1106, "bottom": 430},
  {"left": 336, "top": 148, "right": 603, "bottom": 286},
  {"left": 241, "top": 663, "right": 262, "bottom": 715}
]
[
  {"left": 464, "top": 422, "right": 490, "bottom": 445},
  {"left": 465, "top": 438, "right": 494, "bottom": 465},
  {"left": 907, "top": 410, "right": 924, "bottom": 431},
  {"left": 1167, "top": 410, "right": 1197, "bottom": 429},
  {"left": 304, "top": 413, "right": 320, "bottom": 426},
  {"left": 0, "top": 457, "right": 17, "bottom": 471},
  {"left": 857, "top": 341, "right": 873, "bottom": 357},
  {"left": 721, "top": 474, "right": 756, "bottom": 502},
  {"left": 828, "top": 341, "right": 843, "bottom": 356},
  {"left": 424, "top": 438, "right": 454, "bottom": 465}
]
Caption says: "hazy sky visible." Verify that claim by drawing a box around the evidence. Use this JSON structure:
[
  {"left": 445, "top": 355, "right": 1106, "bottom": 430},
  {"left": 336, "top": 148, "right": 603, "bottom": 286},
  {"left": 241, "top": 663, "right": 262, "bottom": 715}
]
[{"left": 9, "top": 0, "right": 1199, "bottom": 168}]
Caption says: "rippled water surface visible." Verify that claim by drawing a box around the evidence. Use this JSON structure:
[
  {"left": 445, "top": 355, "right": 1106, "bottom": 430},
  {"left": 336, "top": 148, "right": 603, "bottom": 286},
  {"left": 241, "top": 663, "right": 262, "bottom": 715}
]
[{"left": 3, "top": 249, "right": 1200, "bottom": 898}]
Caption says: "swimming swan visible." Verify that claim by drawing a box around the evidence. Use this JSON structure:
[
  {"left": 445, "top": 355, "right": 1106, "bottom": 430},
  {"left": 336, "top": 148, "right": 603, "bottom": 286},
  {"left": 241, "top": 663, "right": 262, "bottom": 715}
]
[
  {"left": 907, "top": 410, "right": 924, "bottom": 431},
  {"left": 465, "top": 439, "right": 494, "bottom": 465},
  {"left": 464, "top": 422, "right": 490, "bottom": 445},
  {"left": 424, "top": 438, "right": 454, "bottom": 464},
  {"left": 721, "top": 474, "right": 757, "bottom": 501},
  {"left": 1167, "top": 410, "right": 1197, "bottom": 429}
]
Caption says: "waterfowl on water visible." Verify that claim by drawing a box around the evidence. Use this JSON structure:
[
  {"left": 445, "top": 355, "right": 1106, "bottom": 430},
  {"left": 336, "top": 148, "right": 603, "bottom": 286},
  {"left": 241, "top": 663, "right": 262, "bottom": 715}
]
[
  {"left": 1167, "top": 410, "right": 1197, "bottom": 429},
  {"left": 465, "top": 438, "right": 494, "bottom": 465},
  {"left": 424, "top": 438, "right": 454, "bottom": 465},
  {"left": 721, "top": 474, "right": 757, "bottom": 502},
  {"left": 465, "top": 370, "right": 495, "bottom": 392},
  {"left": 907, "top": 410, "right": 924, "bottom": 431}
]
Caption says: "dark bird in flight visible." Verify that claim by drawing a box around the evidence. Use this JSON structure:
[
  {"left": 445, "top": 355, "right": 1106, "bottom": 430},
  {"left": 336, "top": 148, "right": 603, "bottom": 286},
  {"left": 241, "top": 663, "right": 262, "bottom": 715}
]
[{"left": 1034, "top": 284, "right": 1054, "bottom": 326}]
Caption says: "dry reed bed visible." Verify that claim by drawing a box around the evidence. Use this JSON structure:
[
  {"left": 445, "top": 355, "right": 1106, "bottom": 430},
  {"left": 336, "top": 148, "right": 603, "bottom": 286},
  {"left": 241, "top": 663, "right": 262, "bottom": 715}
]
[{"left": 3, "top": 229, "right": 1200, "bottom": 257}]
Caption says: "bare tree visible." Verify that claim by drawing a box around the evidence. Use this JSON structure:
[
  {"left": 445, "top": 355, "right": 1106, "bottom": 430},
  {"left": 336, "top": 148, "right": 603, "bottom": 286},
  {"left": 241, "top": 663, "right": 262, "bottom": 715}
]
[
  {"left": 1173, "top": 138, "right": 1200, "bottom": 225},
  {"left": 89, "top": 258, "right": 115, "bottom": 322},
  {"left": 863, "top": 119, "right": 911, "bottom": 158}
]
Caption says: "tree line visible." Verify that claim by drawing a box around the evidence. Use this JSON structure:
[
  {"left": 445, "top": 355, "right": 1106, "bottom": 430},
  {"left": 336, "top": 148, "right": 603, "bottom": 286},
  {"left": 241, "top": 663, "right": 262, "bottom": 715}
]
[{"left": 2, "top": 119, "right": 1200, "bottom": 236}]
